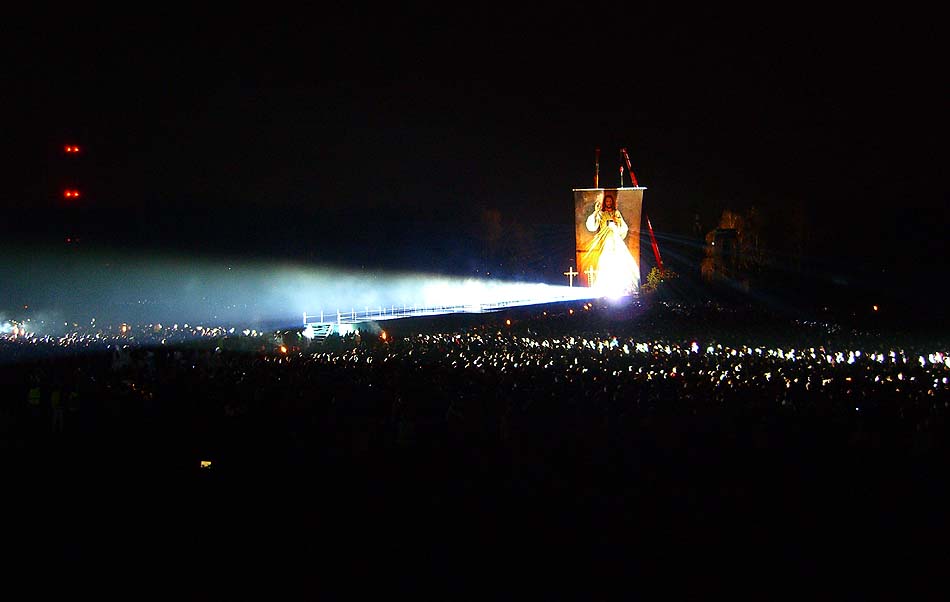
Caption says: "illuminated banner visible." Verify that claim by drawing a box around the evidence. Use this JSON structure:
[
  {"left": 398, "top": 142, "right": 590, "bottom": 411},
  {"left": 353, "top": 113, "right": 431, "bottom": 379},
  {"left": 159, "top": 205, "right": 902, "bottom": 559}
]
[{"left": 574, "top": 188, "right": 643, "bottom": 294}]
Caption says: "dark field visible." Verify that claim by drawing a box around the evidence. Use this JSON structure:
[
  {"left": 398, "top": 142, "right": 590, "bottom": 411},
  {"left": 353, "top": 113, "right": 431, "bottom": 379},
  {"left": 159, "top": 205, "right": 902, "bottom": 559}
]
[{"left": 3, "top": 300, "right": 949, "bottom": 596}]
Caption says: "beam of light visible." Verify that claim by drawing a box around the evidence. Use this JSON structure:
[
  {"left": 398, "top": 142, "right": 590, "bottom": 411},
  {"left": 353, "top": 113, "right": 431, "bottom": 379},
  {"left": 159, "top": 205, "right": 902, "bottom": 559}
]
[{"left": 0, "top": 244, "right": 602, "bottom": 338}]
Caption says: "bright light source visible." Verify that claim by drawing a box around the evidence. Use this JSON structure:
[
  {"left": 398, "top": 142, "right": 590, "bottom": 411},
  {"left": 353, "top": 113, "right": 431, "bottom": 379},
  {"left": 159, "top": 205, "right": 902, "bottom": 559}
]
[
  {"left": 3, "top": 248, "right": 602, "bottom": 337},
  {"left": 873, "top": 305, "right": 879, "bottom": 311},
  {"left": 200, "top": 460, "right": 212, "bottom": 469}
]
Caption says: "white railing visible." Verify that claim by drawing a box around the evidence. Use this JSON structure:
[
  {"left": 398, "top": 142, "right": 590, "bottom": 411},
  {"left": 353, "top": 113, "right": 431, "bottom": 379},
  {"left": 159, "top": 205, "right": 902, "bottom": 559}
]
[{"left": 302, "top": 295, "right": 593, "bottom": 327}]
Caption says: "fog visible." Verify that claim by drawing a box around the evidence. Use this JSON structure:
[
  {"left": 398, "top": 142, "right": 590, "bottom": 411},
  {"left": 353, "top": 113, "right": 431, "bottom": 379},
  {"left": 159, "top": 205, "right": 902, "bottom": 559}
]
[{"left": 1, "top": 245, "right": 595, "bottom": 334}]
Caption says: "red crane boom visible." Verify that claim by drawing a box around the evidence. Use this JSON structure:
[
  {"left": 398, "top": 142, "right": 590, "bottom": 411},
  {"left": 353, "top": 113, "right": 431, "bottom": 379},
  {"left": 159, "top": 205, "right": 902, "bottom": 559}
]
[
  {"left": 620, "top": 148, "right": 663, "bottom": 271},
  {"left": 619, "top": 147, "right": 639, "bottom": 187}
]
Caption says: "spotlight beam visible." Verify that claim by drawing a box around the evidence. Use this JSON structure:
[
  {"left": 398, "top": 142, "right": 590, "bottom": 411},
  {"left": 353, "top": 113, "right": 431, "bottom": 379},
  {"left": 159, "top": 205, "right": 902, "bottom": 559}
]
[{"left": 0, "top": 244, "right": 605, "bottom": 335}]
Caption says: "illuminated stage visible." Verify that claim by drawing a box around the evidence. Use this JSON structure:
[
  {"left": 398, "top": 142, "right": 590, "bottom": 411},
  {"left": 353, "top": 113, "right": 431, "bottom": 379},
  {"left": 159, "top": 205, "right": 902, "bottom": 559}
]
[{"left": 301, "top": 151, "right": 651, "bottom": 338}]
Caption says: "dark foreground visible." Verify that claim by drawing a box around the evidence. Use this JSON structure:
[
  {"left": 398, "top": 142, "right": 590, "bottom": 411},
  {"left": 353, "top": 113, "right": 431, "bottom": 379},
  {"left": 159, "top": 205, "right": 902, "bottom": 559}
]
[{"left": 3, "top": 301, "right": 949, "bottom": 597}]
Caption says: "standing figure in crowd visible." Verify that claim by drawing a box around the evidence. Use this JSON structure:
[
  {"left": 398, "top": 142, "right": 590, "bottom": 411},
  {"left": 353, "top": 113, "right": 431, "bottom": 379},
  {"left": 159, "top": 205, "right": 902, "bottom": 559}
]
[{"left": 584, "top": 194, "right": 639, "bottom": 296}]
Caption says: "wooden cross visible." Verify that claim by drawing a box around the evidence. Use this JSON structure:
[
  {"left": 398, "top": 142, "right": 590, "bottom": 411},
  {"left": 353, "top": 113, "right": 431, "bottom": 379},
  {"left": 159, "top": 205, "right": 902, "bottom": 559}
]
[
  {"left": 585, "top": 266, "right": 597, "bottom": 287},
  {"left": 563, "top": 266, "right": 579, "bottom": 287}
]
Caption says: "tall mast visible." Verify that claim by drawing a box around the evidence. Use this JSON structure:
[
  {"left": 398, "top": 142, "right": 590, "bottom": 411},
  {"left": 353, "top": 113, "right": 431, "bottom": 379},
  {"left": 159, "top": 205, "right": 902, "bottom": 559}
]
[{"left": 594, "top": 147, "right": 600, "bottom": 188}]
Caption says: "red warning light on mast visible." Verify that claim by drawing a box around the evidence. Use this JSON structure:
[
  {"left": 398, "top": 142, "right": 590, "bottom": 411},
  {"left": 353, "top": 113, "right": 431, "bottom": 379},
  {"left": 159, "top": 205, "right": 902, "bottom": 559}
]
[
  {"left": 64, "top": 145, "right": 81, "bottom": 153},
  {"left": 63, "top": 189, "right": 81, "bottom": 199}
]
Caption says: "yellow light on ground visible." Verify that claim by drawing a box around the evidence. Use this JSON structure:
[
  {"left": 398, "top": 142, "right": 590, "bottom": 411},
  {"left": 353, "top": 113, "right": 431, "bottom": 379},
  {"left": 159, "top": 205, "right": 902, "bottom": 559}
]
[
  {"left": 873, "top": 305, "right": 879, "bottom": 312},
  {"left": 279, "top": 345, "right": 288, "bottom": 354},
  {"left": 381, "top": 331, "right": 388, "bottom": 341},
  {"left": 200, "top": 460, "right": 212, "bottom": 469},
  {"left": 505, "top": 319, "right": 511, "bottom": 326}
]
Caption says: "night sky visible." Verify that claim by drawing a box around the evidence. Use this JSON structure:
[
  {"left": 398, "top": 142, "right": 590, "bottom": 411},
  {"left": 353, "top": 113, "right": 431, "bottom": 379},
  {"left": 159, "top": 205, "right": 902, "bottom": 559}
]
[{"left": 2, "top": 7, "right": 946, "bottom": 304}]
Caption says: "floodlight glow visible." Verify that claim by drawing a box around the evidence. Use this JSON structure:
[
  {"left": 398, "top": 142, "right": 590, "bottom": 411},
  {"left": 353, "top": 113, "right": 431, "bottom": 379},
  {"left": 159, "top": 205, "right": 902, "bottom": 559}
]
[
  {"left": 0, "top": 245, "right": 608, "bottom": 338},
  {"left": 592, "top": 267, "right": 637, "bottom": 300}
]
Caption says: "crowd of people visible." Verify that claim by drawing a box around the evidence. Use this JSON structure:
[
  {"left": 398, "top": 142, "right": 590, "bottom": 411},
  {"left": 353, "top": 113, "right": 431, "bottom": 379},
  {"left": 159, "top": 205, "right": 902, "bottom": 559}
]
[
  {"left": 6, "top": 300, "right": 946, "bottom": 445},
  {"left": 3, "top": 299, "right": 949, "bottom": 588}
]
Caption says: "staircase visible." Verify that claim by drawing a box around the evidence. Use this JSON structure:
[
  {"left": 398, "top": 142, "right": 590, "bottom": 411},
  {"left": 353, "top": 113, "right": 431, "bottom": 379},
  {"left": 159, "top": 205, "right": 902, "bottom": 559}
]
[{"left": 303, "top": 322, "right": 335, "bottom": 343}]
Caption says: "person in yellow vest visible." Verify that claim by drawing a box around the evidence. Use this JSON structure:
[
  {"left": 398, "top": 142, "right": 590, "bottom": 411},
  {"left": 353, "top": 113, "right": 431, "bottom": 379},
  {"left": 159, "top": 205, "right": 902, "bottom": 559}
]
[
  {"left": 27, "top": 378, "right": 43, "bottom": 428},
  {"left": 51, "top": 388, "right": 64, "bottom": 433},
  {"left": 67, "top": 389, "right": 81, "bottom": 416},
  {"left": 27, "top": 384, "right": 41, "bottom": 407}
]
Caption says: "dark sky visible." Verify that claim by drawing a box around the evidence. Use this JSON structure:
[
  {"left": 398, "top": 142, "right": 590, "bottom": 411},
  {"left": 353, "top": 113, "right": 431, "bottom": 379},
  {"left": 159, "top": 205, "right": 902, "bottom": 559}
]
[{"left": 2, "top": 6, "right": 945, "bottom": 290}]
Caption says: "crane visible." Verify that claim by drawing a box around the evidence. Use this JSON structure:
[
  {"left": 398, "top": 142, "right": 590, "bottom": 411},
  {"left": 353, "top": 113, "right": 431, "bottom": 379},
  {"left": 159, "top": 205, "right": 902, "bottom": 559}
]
[{"left": 620, "top": 147, "right": 663, "bottom": 272}]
